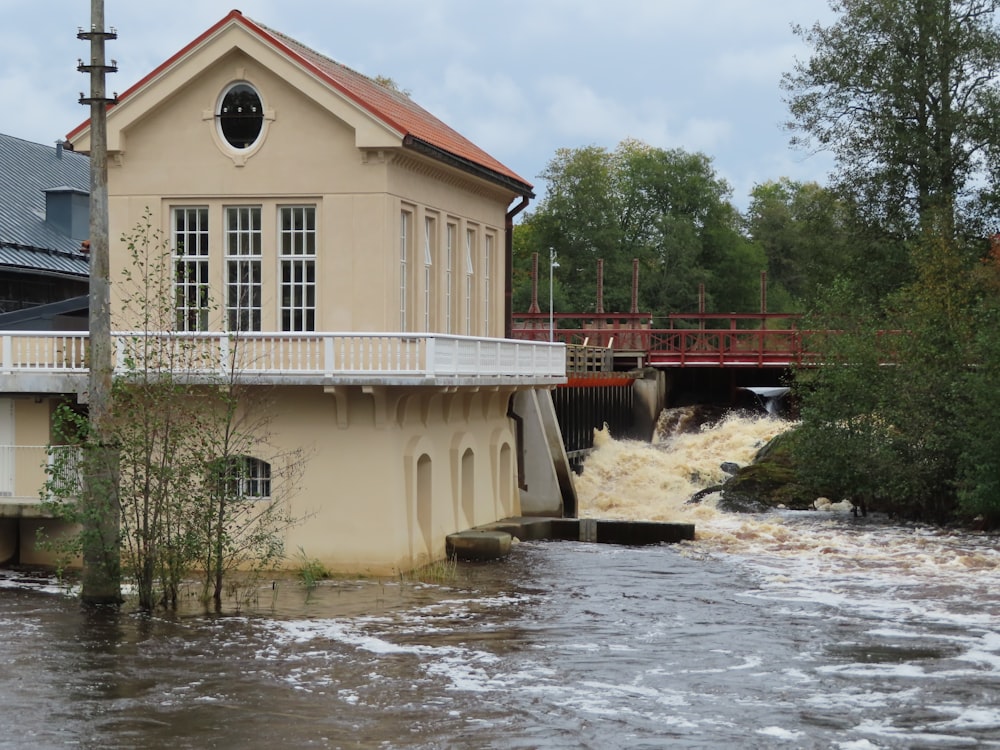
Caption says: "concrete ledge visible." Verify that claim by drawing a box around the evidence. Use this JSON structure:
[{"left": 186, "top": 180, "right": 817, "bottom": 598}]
[
  {"left": 0, "top": 503, "right": 54, "bottom": 519},
  {"left": 594, "top": 520, "right": 695, "bottom": 545},
  {"left": 515, "top": 518, "right": 695, "bottom": 545},
  {"left": 449, "top": 517, "right": 696, "bottom": 564},
  {"left": 477, "top": 517, "right": 553, "bottom": 541},
  {"left": 446, "top": 530, "right": 513, "bottom": 562}
]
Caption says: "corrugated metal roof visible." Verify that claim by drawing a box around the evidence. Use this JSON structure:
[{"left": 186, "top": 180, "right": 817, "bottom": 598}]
[
  {"left": 0, "top": 133, "right": 91, "bottom": 277},
  {"left": 0, "top": 244, "right": 90, "bottom": 276}
]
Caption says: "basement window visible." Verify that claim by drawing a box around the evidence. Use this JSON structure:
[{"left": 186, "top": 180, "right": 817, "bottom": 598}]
[
  {"left": 215, "top": 455, "right": 272, "bottom": 500},
  {"left": 218, "top": 83, "right": 264, "bottom": 149}
]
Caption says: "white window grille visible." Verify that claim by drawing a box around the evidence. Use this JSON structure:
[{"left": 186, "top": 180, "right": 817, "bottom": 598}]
[
  {"left": 279, "top": 206, "right": 316, "bottom": 332},
  {"left": 465, "top": 228, "right": 475, "bottom": 335},
  {"left": 219, "top": 455, "right": 272, "bottom": 500},
  {"left": 173, "top": 207, "right": 210, "bottom": 331},
  {"left": 484, "top": 233, "right": 493, "bottom": 336},
  {"left": 225, "top": 206, "right": 262, "bottom": 332},
  {"left": 400, "top": 210, "right": 411, "bottom": 331},
  {"left": 446, "top": 223, "right": 455, "bottom": 334}
]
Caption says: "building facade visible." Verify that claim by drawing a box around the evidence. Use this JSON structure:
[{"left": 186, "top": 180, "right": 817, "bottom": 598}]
[{"left": 1, "top": 11, "right": 564, "bottom": 574}]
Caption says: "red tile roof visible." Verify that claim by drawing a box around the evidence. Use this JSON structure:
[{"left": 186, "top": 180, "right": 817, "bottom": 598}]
[{"left": 69, "top": 10, "right": 533, "bottom": 196}]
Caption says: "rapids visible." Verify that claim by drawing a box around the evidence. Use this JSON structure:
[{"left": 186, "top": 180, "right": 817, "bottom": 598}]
[
  {"left": 578, "top": 408, "right": 1000, "bottom": 610},
  {"left": 576, "top": 406, "right": 793, "bottom": 524}
]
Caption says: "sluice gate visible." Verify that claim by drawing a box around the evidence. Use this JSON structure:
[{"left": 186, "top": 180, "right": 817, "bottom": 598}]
[
  {"left": 514, "top": 346, "right": 666, "bottom": 521},
  {"left": 551, "top": 345, "right": 666, "bottom": 471},
  {"left": 552, "top": 374, "right": 637, "bottom": 472}
]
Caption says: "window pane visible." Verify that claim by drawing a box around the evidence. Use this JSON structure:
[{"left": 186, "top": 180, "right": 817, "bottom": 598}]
[
  {"left": 279, "top": 207, "right": 317, "bottom": 332},
  {"left": 173, "top": 208, "right": 210, "bottom": 332},
  {"left": 225, "top": 206, "right": 262, "bottom": 332}
]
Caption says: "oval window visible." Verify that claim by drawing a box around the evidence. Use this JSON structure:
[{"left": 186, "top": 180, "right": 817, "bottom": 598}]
[{"left": 218, "top": 83, "right": 263, "bottom": 149}]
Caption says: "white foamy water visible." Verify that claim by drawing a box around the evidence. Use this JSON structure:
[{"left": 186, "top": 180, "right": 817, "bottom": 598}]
[
  {"left": 570, "top": 410, "right": 1000, "bottom": 747},
  {"left": 576, "top": 408, "right": 791, "bottom": 524}
]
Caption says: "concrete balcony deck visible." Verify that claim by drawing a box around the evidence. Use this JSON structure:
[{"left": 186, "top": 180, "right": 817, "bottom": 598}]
[{"left": 0, "top": 331, "right": 567, "bottom": 392}]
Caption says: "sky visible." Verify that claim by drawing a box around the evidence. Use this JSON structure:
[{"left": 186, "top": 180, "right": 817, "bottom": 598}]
[{"left": 1, "top": 0, "right": 837, "bottom": 211}]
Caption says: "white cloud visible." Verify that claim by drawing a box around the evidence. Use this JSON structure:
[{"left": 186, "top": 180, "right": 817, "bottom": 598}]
[
  {"left": 536, "top": 75, "right": 667, "bottom": 143},
  {"left": 0, "top": 0, "right": 838, "bottom": 206}
]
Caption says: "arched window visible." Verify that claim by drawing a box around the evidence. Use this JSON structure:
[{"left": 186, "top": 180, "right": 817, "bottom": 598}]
[
  {"left": 216, "top": 455, "right": 271, "bottom": 500},
  {"left": 217, "top": 83, "right": 264, "bottom": 149}
]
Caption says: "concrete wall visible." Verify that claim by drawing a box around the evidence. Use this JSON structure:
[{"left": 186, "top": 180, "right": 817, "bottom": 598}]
[
  {"left": 514, "top": 389, "right": 576, "bottom": 517},
  {"left": 13, "top": 384, "right": 524, "bottom": 575},
  {"left": 633, "top": 368, "right": 669, "bottom": 442}
]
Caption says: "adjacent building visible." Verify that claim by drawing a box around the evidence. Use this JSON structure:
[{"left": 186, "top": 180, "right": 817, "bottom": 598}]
[
  {"left": 0, "top": 134, "right": 91, "bottom": 559},
  {"left": 0, "top": 133, "right": 90, "bottom": 325}
]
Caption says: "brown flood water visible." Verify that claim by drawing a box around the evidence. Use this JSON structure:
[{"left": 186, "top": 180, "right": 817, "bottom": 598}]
[{"left": 2, "top": 411, "right": 999, "bottom": 749}]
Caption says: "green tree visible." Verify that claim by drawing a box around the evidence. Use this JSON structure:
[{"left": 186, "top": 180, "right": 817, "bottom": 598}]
[
  {"left": 745, "top": 179, "right": 853, "bottom": 307},
  {"left": 794, "top": 219, "right": 987, "bottom": 523},
  {"left": 514, "top": 139, "right": 763, "bottom": 317},
  {"left": 42, "top": 212, "right": 303, "bottom": 610},
  {"left": 953, "top": 240, "right": 1000, "bottom": 525},
  {"left": 783, "top": 0, "right": 1000, "bottom": 237},
  {"left": 785, "top": 1, "right": 1000, "bottom": 526}
]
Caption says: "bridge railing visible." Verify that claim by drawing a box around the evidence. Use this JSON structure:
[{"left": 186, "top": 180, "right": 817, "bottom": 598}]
[
  {"left": 512, "top": 311, "right": 808, "bottom": 366},
  {"left": 646, "top": 328, "right": 804, "bottom": 366}
]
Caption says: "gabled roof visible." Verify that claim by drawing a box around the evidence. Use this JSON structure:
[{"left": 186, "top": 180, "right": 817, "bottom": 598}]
[
  {"left": 68, "top": 10, "right": 533, "bottom": 198},
  {"left": 0, "top": 133, "right": 90, "bottom": 278}
]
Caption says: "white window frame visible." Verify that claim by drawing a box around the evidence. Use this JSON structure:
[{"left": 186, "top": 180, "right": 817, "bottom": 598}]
[
  {"left": 225, "top": 206, "right": 263, "bottom": 332},
  {"left": 445, "top": 223, "right": 456, "bottom": 334},
  {"left": 465, "top": 228, "right": 475, "bottom": 335},
  {"left": 424, "top": 215, "right": 435, "bottom": 332},
  {"left": 219, "top": 455, "right": 272, "bottom": 500},
  {"left": 484, "top": 233, "right": 494, "bottom": 336},
  {"left": 400, "top": 210, "right": 411, "bottom": 331},
  {"left": 279, "top": 206, "right": 317, "bottom": 332},
  {"left": 172, "top": 206, "right": 210, "bottom": 332}
]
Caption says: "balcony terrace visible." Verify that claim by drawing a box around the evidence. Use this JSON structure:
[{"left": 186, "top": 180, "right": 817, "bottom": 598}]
[{"left": 0, "top": 331, "right": 567, "bottom": 392}]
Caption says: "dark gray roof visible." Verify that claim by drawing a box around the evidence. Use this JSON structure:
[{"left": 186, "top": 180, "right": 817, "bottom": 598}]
[
  {"left": 0, "top": 133, "right": 90, "bottom": 278},
  {"left": 0, "top": 295, "right": 89, "bottom": 331}
]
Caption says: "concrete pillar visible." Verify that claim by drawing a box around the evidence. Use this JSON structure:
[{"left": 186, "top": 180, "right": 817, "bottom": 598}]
[
  {"left": 632, "top": 368, "right": 668, "bottom": 441},
  {"left": 512, "top": 388, "right": 577, "bottom": 517}
]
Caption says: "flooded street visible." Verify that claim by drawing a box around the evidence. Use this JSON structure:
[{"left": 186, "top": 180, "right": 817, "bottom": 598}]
[{"left": 2, "top": 415, "right": 999, "bottom": 748}]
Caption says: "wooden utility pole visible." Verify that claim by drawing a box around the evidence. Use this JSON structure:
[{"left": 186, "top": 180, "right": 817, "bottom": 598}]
[{"left": 78, "top": 0, "right": 121, "bottom": 605}]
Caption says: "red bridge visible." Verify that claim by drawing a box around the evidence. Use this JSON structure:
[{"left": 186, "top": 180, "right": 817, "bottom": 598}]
[
  {"left": 511, "top": 311, "right": 810, "bottom": 369},
  {"left": 511, "top": 257, "right": 813, "bottom": 369}
]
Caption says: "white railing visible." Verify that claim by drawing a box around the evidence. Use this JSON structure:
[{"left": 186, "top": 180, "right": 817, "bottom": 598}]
[
  {"left": 0, "top": 333, "right": 88, "bottom": 373},
  {"left": 0, "top": 331, "right": 566, "bottom": 381}
]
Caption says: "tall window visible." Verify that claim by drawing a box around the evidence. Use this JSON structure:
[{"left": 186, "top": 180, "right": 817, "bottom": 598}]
[
  {"left": 280, "top": 206, "right": 316, "bottom": 332},
  {"left": 173, "top": 207, "right": 210, "bottom": 331},
  {"left": 465, "top": 228, "right": 475, "bottom": 335},
  {"left": 484, "top": 233, "right": 493, "bottom": 336},
  {"left": 225, "top": 206, "right": 262, "bottom": 331},
  {"left": 424, "top": 216, "right": 435, "bottom": 332},
  {"left": 445, "top": 223, "right": 456, "bottom": 334},
  {"left": 399, "top": 210, "right": 411, "bottom": 331}
]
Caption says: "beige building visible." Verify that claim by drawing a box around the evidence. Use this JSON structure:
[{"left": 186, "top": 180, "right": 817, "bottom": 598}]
[{"left": 1, "top": 11, "right": 565, "bottom": 574}]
